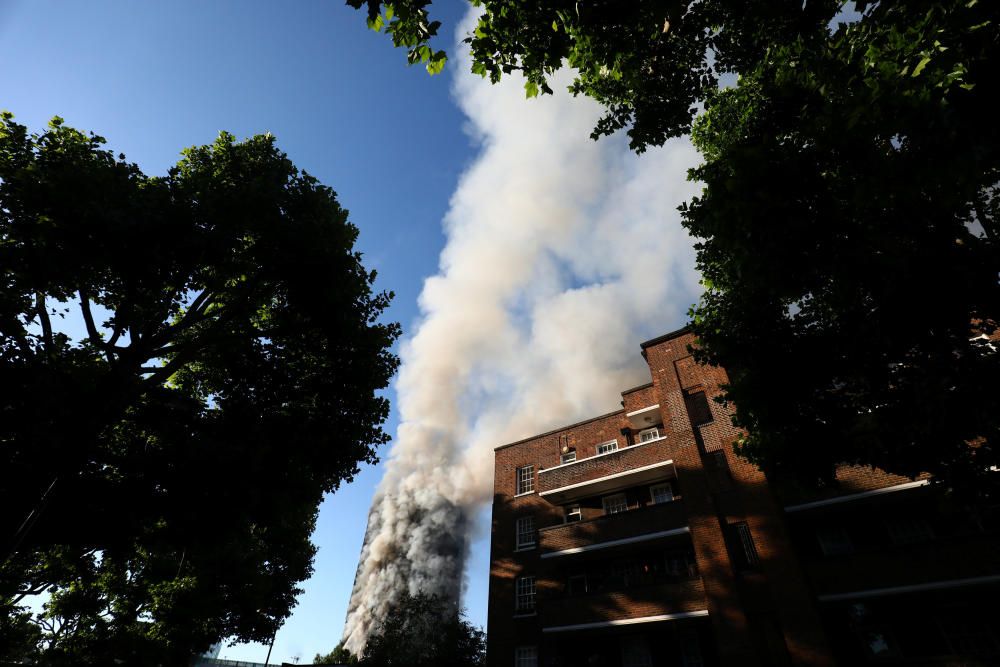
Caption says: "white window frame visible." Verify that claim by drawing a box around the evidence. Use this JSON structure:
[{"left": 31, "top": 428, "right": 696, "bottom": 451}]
[
  {"left": 649, "top": 483, "right": 674, "bottom": 504},
  {"left": 560, "top": 450, "right": 577, "bottom": 464},
  {"left": 515, "top": 516, "right": 536, "bottom": 550},
  {"left": 516, "top": 465, "right": 535, "bottom": 495},
  {"left": 602, "top": 493, "right": 628, "bottom": 515},
  {"left": 515, "top": 576, "right": 536, "bottom": 614},
  {"left": 565, "top": 505, "right": 582, "bottom": 523},
  {"left": 514, "top": 646, "right": 538, "bottom": 667},
  {"left": 638, "top": 427, "right": 660, "bottom": 443},
  {"left": 596, "top": 439, "right": 619, "bottom": 455}
]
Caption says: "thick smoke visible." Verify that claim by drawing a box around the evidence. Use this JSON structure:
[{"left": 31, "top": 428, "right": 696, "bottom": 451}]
[{"left": 342, "top": 10, "right": 702, "bottom": 653}]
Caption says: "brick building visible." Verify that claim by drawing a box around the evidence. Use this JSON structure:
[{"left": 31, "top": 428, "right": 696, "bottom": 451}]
[{"left": 486, "top": 327, "right": 1000, "bottom": 666}]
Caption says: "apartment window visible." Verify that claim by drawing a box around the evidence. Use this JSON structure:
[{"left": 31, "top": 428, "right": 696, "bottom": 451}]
[
  {"left": 515, "top": 516, "right": 536, "bottom": 550},
  {"left": 514, "top": 646, "right": 538, "bottom": 667},
  {"left": 515, "top": 576, "right": 536, "bottom": 613},
  {"left": 620, "top": 637, "right": 653, "bottom": 667},
  {"left": 638, "top": 427, "right": 660, "bottom": 442},
  {"left": 816, "top": 525, "right": 854, "bottom": 556},
  {"left": 650, "top": 483, "right": 674, "bottom": 504},
  {"left": 560, "top": 450, "right": 576, "bottom": 464},
  {"left": 565, "top": 505, "right": 582, "bottom": 523},
  {"left": 679, "top": 631, "right": 705, "bottom": 667},
  {"left": 567, "top": 573, "right": 588, "bottom": 596},
  {"left": 666, "top": 551, "right": 699, "bottom": 579},
  {"left": 516, "top": 465, "right": 534, "bottom": 495},
  {"left": 727, "top": 521, "right": 760, "bottom": 571},
  {"left": 596, "top": 440, "right": 619, "bottom": 454},
  {"left": 938, "top": 615, "right": 1000, "bottom": 657},
  {"left": 684, "top": 389, "right": 713, "bottom": 426},
  {"left": 603, "top": 493, "right": 628, "bottom": 515},
  {"left": 886, "top": 516, "right": 934, "bottom": 545}
]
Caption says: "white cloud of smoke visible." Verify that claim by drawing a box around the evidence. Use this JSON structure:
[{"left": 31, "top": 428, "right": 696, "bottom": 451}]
[{"left": 342, "top": 10, "right": 702, "bottom": 653}]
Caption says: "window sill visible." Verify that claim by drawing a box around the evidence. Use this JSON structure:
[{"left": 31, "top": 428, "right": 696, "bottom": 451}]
[
  {"left": 514, "top": 545, "right": 537, "bottom": 552},
  {"left": 513, "top": 611, "right": 538, "bottom": 618},
  {"left": 513, "top": 491, "right": 536, "bottom": 498}
]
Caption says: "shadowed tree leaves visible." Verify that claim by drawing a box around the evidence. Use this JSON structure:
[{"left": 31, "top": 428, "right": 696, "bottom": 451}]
[
  {"left": 359, "top": 593, "right": 485, "bottom": 667},
  {"left": 0, "top": 115, "right": 400, "bottom": 663}
]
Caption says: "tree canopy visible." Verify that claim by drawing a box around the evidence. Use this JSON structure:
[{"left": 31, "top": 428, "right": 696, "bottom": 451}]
[
  {"left": 0, "top": 115, "right": 399, "bottom": 663},
  {"left": 351, "top": 1, "right": 999, "bottom": 495},
  {"left": 357, "top": 593, "right": 485, "bottom": 667}
]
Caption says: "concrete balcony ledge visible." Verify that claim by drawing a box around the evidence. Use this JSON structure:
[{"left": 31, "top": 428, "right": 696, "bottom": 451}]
[
  {"left": 539, "top": 499, "right": 689, "bottom": 557},
  {"left": 538, "top": 440, "right": 675, "bottom": 504}
]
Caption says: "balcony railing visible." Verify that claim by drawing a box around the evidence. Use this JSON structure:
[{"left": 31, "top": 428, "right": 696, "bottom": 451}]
[
  {"left": 537, "top": 438, "right": 675, "bottom": 504},
  {"left": 539, "top": 499, "right": 689, "bottom": 558}
]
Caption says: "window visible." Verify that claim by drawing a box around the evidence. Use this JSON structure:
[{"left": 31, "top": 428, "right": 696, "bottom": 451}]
[
  {"left": 516, "top": 465, "right": 534, "bottom": 495},
  {"left": 638, "top": 427, "right": 660, "bottom": 442},
  {"left": 597, "top": 440, "right": 618, "bottom": 454},
  {"left": 515, "top": 516, "right": 536, "bottom": 550},
  {"left": 603, "top": 493, "right": 628, "bottom": 515},
  {"left": 620, "top": 637, "right": 653, "bottom": 667},
  {"left": 816, "top": 525, "right": 854, "bottom": 556},
  {"left": 684, "top": 389, "right": 713, "bottom": 426},
  {"left": 886, "top": 516, "right": 934, "bottom": 545},
  {"left": 514, "top": 646, "right": 538, "bottom": 667},
  {"left": 567, "top": 573, "right": 588, "bottom": 596},
  {"left": 679, "top": 631, "right": 705, "bottom": 667},
  {"left": 666, "top": 551, "right": 699, "bottom": 579},
  {"left": 938, "top": 615, "right": 1000, "bottom": 657},
  {"left": 515, "top": 576, "right": 536, "bottom": 613},
  {"left": 560, "top": 450, "right": 576, "bottom": 464},
  {"left": 565, "top": 505, "right": 582, "bottom": 523},
  {"left": 727, "top": 522, "right": 759, "bottom": 571},
  {"left": 650, "top": 483, "right": 674, "bottom": 504}
]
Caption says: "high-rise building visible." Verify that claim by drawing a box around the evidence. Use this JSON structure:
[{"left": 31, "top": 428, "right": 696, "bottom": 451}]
[{"left": 487, "top": 327, "right": 999, "bottom": 666}]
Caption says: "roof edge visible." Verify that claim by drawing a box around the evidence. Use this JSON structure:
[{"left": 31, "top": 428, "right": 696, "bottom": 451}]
[
  {"left": 640, "top": 324, "right": 692, "bottom": 350},
  {"left": 621, "top": 381, "right": 653, "bottom": 395},
  {"left": 494, "top": 408, "right": 626, "bottom": 452}
]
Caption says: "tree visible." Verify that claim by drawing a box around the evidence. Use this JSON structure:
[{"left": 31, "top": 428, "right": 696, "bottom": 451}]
[
  {"left": 0, "top": 115, "right": 400, "bottom": 663},
  {"left": 350, "top": 1, "right": 999, "bottom": 496},
  {"left": 359, "top": 593, "right": 485, "bottom": 667},
  {"left": 314, "top": 640, "right": 358, "bottom": 664}
]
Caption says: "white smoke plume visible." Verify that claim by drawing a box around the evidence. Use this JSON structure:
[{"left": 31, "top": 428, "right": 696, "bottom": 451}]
[{"left": 342, "top": 10, "right": 702, "bottom": 653}]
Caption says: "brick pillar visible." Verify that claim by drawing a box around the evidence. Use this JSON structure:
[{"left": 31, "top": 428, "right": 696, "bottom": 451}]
[
  {"left": 645, "top": 332, "right": 835, "bottom": 667},
  {"left": 645, "top": 339, "right": 760, "bottom": 666}
]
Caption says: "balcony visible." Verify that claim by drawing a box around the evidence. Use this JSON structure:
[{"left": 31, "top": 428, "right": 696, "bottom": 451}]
[
  {"left": 538, "top": 438, "right": 675, "bottom": 505},
  {"left": 539, "top": 499, "right": 689, "bottom": 558},
  {"left": 539, "top": 579, "right": 707, "bottom": 630}
]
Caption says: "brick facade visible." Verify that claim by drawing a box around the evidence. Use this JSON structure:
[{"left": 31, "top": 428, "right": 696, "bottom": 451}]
[{"left": 486, "top": 328, "right": 1000, "bottom": 667}]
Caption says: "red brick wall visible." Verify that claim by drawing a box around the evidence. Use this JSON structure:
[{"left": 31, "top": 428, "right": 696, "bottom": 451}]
[
  {"left": 539, "top": 580, "right": 707, "bottom": 627},
  {"left": 621, "top": 382, "right": 656, "bottom": 414},
  {"left": 538, "top": 500, "right": 688, "bottom": 554},
  {"left": 537, "top": 438, "right": 673, "bottom": 495}
]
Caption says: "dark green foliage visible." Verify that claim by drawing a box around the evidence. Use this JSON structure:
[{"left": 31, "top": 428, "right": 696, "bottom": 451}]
[
  {"left": 683, "top": 1, "right": 999, "bottom": 496},
  {"left": 351, "top": 0, "right": 1000, "bottom": 498},
  {"left": 0, "top": 115, "right": 400, "bottom": 663},
  {"left": 360, "top": 594, "right": 485, "bottom": 667},
  {"left": 314, "top": 640, "right": 358, "bottom": 664}
]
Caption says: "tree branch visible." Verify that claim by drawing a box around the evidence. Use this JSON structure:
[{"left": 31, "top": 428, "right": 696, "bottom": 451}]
[
  {"left": 79, "top": 290, "right": 115, "bottom": 364},
  {"left": 973, "top": 200, "right": 998, "bottom": 241},
  {"left": 34, "top": 292, "right": 53, "bottom": 355}
]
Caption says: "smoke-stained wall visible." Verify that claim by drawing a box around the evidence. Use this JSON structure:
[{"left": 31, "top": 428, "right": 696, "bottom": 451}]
[{"left": 342, "top": 8, "right": 702, "bottom": 653}]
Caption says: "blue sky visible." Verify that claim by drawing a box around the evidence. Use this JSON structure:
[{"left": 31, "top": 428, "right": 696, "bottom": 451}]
[
  {"left": 2, "top": 2, "right": 704, "bottom": 663},
  {"left": 1, "top": 0, "right": 482, "bottom": 662}
]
